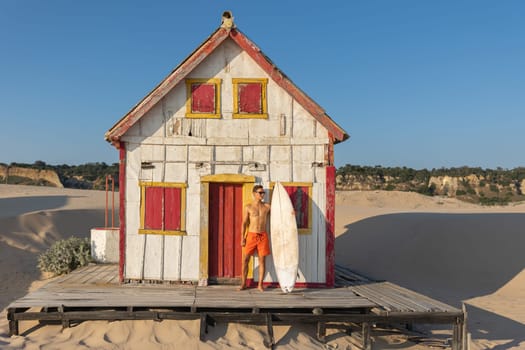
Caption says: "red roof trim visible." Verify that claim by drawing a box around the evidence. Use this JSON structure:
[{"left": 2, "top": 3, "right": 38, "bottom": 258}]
[
  {"left": 229, "top": 29, "right": 348, "bottom": 142},
  {"left": 106, "top": 27, "right": 349, "bottom": 144},
  {"left": 105, "top": 28, "right": 230, "bottom": 142}
]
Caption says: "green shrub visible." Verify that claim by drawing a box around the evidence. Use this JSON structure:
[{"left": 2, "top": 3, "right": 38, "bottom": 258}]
[
  {"left": 456, "top": 190, "right": 467, "bottom": 196},
  {"left": 489, "top": 184, "right": 499, "bottom": 193},
  {"left": 416, "top": 183, "right": 435, "bottom": 196},
  {"left": 37, "top": 237, "right": 91, "bottom": 275},
  {"left": 5, "top": 175, "right": 55, "bottom": 186},
  {"left": 479, "top": 196, "right": 509, "bottom": 206}
]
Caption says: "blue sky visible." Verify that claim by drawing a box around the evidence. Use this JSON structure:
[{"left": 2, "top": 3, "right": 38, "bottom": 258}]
[{"left": 1, "top": 1, "right": 523, "bottom": 169}]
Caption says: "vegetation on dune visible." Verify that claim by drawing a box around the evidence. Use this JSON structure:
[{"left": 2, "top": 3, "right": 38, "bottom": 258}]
[
  {"left": 336, "top": 165, "right": 525, "bottom": 205},
  {"left": 337, "top": 165, "right": 525, "bottom": 182}
]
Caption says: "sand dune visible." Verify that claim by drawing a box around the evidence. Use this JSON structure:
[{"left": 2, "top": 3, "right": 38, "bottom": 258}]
[
  {"left": 0, "top": 185, "right": 109, "bottom": 312},
  {"left": 336, "top": 191, "right": 525, "bottom": 349},
  {"left": 0, "top": 186, "right": 524, "bottom": 349}
]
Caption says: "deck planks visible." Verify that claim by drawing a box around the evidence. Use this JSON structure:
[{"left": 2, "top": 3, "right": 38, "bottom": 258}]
[
  {"left": 7, "top": 264, "right": 466, "bottom": 349},
  {"left": 8, "top": 264, "right": 461, "bottom": 314},
  {"left": 8, "top": 265, "right": 376, "bottom": 312},
  {"left": 335, "top": 264, "right": 458, "bottom": 314},
  {"left": 9, "top": 264, "right": 462, "bottom": 315}
]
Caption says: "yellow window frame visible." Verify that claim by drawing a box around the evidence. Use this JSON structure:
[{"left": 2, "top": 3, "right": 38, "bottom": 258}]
[
  {"left": 185, "top": 78, "right": 222, "bottom": 119},
  {"left": 139, "top": 181, "right": 187, "bottom": 235},
  {"left": 270, "top": 182, "right": 313, "bottom": 234},
  {"left": 232, "top": 78, "right": 268, "bottom": 119}
]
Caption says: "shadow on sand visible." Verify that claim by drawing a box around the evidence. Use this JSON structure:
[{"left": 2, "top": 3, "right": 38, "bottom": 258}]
[
  {"left": 0, "top": 209, "right": 108, "bottom": 312},
  {"left": 0, "top": 196, "right": 70, "bottom": 219},
  {"left": 336, "top": 212, "right": 525, "bottom": 346}
]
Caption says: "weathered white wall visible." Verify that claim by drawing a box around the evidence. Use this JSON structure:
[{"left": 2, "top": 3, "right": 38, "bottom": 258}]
[{"left": 121, "top": 37, "right": 331, "bottom": 283}]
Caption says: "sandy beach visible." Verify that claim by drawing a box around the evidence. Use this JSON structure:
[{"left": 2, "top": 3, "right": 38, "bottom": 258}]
[{"left": 1, "top": 184, "right": 524, "bottom": 349}]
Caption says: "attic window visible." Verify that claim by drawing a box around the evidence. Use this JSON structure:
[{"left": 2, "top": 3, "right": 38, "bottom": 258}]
[
  {"left": 185, "top": 78, "right": 221, "bottom": 118},
  {"left": 232, "top": 78, "right": 268, "bottom": 119}
]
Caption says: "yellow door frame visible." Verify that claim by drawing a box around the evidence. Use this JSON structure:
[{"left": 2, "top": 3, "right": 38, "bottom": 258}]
[{"left": 199, "top": 174, "right": 256, "bottom": 285}]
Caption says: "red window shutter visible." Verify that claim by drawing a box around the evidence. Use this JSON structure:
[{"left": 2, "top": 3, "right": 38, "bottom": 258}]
[
  {"left": 164, "top": 187, "right": 182, "bottom": 230},
  {"left": 285, "top": 186, "right": 309, "bottom": 229},
  {"left": 144, "top": 187, "right": 163, "bottom": 230},
  {"left": 238, "top": 83, "right": 262, "bottom": 113},
  {"left": 191, "top": 83, "right": 215, "bottom": 113}
]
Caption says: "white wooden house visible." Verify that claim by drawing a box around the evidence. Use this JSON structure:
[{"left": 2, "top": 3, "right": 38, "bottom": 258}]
[{"left": 105, "top": 12, "right": 349, "bottom": 287}]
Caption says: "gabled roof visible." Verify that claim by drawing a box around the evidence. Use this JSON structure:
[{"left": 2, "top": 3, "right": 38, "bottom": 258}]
[{"left": 105, "top": 26, "right": 349, "bottom": 146}]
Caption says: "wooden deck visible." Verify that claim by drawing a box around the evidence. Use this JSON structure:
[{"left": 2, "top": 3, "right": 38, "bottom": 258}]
[
  {"left": 7, "top": 264, "right": 466, "bottom": 349},
  {"left": 336, "top": 265, "right": 460, "bottom": 315}
]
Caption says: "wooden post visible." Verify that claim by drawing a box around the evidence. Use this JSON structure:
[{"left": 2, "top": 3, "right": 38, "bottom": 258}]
[
  {"left": 7, "top": 309, "right": 19, "bottom": 336},
  {"left": 462, "top": 303, "right": 468, "bottom": 350},
  {"left": 316, "top": 321, "right": 326, "bottom": 343},
  {"left": 199, "top": 313, "right": 208, "bottom": 341},
  {"left": 58, "top": 305, "right": 70, "bottom": 329},
  {"left": 118, "top": 145, "right": 126, "bottom": 283},
  {"left": 452, "top": 321, "right": 461, "bottom": 350},
  {"left": 362, "top": 322, "right": 372, "bottom": 350},
  {"left": 265, "top": 313, "right": 275, "bottom": 348},
  {"left": 452, "top": 314, "right": 465, "bottom": 350},
  {"left": 325, "top": 165, "right": 336, "bottom": 287}
]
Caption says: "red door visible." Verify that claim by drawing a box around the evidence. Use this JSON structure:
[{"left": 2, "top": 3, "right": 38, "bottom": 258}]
[{"left": 208, "top": 183, "right": 243, "bottom": 279}]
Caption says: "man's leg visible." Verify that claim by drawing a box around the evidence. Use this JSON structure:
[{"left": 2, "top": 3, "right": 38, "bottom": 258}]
[
  {"left": 238, "top": 252, "right": 250, "bottom": 290},
  {"left": 258, "top": 255, "right": 266, "bottom": 291}
]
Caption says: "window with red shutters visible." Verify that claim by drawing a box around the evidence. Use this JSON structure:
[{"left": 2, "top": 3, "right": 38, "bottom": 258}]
[
  {"left": 238, "top": 82, "right": 262, "bottom": 113},
  {"left": 191, "top": 83, "right": 216, "bottom": 113},
  {"left": 140, "top": 183, "right": 186, "bottom": 235},
  {"left": 284, "top": 185, "right": 310, "bottom": 230},
  {"left": 232, "top": 78, "right": 268, "bottom": 119},
  {"left": 185, "top": 79, "right": 221, "bottom": 118}
]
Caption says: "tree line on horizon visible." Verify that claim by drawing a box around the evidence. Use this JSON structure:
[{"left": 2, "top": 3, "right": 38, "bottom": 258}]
[
  {"left": 336, "top": 164, "right": 525, "bottom": 183},
  {"left": 336, "top": 164, "right": 525, "bottom": 205},
  {"left": 2, "top": 161, "right": 525, "bottom": 202}
]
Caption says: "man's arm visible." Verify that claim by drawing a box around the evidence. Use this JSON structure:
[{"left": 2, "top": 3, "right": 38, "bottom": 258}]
[
  {"left": 264, "top": 203, "right": 271, "bottom": 234},
  {"left": 241, "top": 205, "right": 250, "bottom": 246}
]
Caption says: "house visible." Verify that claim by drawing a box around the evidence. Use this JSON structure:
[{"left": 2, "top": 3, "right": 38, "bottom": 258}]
[{"left": 105, "top": 12, "right": 349, "bottom": 287}]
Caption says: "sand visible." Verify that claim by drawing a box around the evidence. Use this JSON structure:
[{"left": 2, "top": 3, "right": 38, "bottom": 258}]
[{"left": 0, "top": 185, "right": 524, "bottom": 349}]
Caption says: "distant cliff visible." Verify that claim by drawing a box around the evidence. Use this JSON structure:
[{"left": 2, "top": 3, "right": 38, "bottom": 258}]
[
  {"left": 0, "top": 162, "right": 118, "bottom": 190},
  {"left": 0, "top": 165, "right": 63, "bottom": 187},
  {"left": 336, "top": 165, "right": 525, "bottom": 205}
]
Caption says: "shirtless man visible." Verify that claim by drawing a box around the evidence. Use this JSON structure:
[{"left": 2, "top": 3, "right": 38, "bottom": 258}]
[{"left": 238, "top": 185, "right": 271, "bottom": 291}]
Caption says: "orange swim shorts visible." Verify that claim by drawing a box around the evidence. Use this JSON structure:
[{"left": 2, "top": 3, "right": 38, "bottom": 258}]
[{"left": 243, "top": 232, "right": 271, "bottom": 257}]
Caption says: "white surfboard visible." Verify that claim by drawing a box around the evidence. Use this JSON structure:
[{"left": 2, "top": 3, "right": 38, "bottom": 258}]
[{"left": 270, "top": 182, "right": 299, "bottom": 293}]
